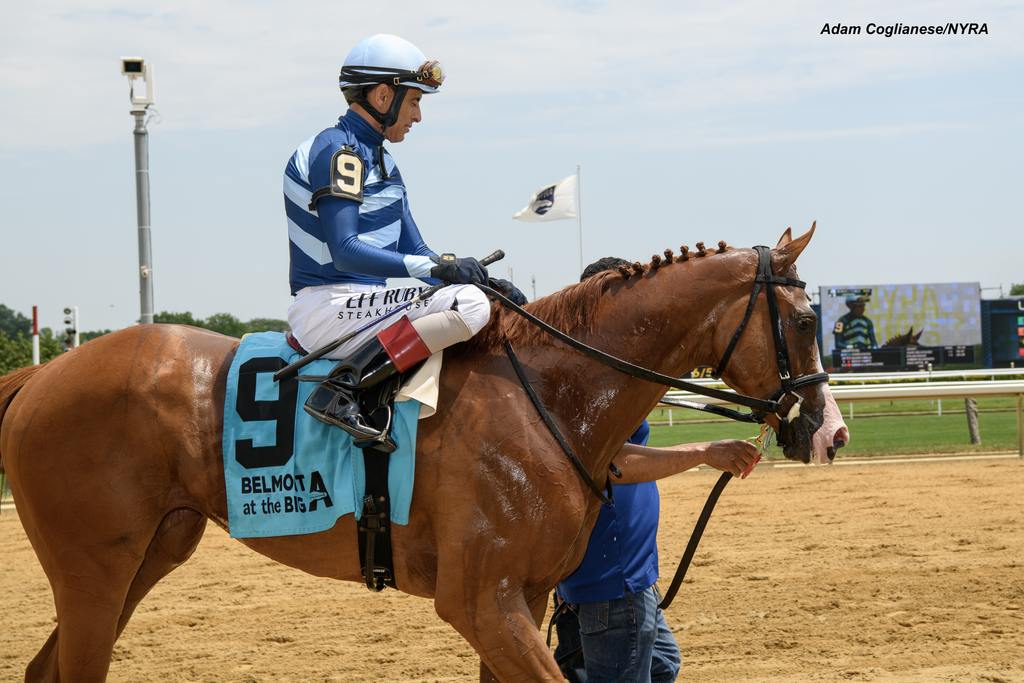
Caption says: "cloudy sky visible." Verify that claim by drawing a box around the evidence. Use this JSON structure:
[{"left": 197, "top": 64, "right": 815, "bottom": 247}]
[{"left": 1, "top": 0, "right": 1021, "bottom": 331}]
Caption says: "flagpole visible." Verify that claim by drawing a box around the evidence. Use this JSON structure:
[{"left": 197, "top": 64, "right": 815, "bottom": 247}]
[{"left": 576, "top": 162, "right": 583, "bottom": 274}]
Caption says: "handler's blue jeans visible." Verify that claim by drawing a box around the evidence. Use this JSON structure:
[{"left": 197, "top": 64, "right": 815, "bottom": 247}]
[{"left": 554, "top": 586, "right": 680, "bottom": 683}]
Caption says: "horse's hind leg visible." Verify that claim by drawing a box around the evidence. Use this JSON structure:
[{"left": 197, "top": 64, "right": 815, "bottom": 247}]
[
  {"left": 25, "top": 552, "right": 141, "bottom": 682},
  {"left": 115, "top": 508, "right": 205, "bottom": 636},
  {"left": 25, "top": 509, "right": 205, "bottom": 682}
]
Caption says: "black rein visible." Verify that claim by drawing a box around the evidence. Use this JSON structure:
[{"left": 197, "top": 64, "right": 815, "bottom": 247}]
[{"left": 478, "top": 285, "right": 780, "bottom": 419}]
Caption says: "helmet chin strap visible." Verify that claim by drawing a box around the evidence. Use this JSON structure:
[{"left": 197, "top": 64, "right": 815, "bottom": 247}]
[{"left": 359, "top": 85, "right": 408, "bottom": 132}]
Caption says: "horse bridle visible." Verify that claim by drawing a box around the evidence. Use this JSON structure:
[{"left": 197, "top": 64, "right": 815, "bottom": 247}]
[
  {"left": 712, "top": 245, "right": 830, "bottom": 444},
  {"left": 484, "top": 243, "right": 831, "bottom": 503},
  {"left": 484, "top": 245, "right": 829, "bottom": 433}
]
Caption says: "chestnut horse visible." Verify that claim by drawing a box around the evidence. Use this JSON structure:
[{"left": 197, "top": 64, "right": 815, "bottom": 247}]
[{"left": 1, "top": 225, "right": 847, "bottom": 682}]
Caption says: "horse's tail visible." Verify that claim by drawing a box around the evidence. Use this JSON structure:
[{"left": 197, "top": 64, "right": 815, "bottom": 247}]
[{"left": 0, "top": 364, "right": 45, "bottom": 473}]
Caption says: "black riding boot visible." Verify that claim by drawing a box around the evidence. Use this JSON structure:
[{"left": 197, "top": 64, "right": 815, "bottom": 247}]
[{"left": 304, "top": 337, "right": 398, "bottom": 441}]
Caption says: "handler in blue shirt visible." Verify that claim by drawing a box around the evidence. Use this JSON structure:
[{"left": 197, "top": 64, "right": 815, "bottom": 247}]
[
  {"left": 554, "top": 257, "right": 759, "bottom": 683},
  {"left": 555, "top": 420, "right": 678, "bottom": 683}
]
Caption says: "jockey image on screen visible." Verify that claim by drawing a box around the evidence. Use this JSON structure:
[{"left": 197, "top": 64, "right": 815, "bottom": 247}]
[
  {"left": 833, "top": 295, "right": 878, "bottom": 350},
  {"left": 283, "top": 34, "right": 512, "bottom": 444}
]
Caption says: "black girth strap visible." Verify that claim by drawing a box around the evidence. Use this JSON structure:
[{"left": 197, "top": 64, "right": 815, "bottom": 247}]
[
  {"left": 357, "top": 445, "right": 395, "bottom": 591},
  {"left": 504, "top": 340, "right": 611, "bottom": 505},
  {"left": 355, "top": 380, "right": 401, "bottom": 591}
]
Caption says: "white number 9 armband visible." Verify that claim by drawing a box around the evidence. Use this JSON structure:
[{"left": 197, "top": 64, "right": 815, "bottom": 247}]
[{"left": 308, "top": 146, "right": 365, "bottom": 210}]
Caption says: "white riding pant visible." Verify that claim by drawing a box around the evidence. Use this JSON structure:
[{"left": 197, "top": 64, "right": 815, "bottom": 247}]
[{"left": 287, "top": 282, "right": 491, "bottom": 360}]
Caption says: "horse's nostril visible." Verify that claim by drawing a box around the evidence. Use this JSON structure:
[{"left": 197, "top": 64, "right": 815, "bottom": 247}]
[
  {"left": 833, "top": 427, "right": 850, "bottom": 452},
  {"left": 827, "top": 427, "right": 848, "bottom": 463}
]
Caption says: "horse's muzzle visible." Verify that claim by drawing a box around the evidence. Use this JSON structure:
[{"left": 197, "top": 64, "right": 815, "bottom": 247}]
[{"left": 778, "top": 407, "right": 825, "bottom": 463}]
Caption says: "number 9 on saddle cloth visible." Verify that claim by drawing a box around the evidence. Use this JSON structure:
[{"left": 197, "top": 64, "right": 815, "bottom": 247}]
[{"left": 222, "top": 333, "right": 423, "bottom": 534}]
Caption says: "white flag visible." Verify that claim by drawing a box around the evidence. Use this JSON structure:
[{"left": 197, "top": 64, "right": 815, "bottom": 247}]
[{"left": 512, "top": 175, "right": 577, "bottom": 222}]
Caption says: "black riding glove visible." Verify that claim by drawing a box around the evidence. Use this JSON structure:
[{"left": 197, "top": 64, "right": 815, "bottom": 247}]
[
  {"left": 429, "top": 253, "right": 489, "bottom": 285},
  {"left": 489, "top": 278, "right": 528, "bottom": 305}
]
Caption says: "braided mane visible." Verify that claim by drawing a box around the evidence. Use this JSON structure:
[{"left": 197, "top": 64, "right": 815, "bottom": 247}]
[
  {"left": 463, "top": 269, "right": 615, "bottom": 352},
  {"left": 459, "top": 241, "right": 733, "bottom": 353}
]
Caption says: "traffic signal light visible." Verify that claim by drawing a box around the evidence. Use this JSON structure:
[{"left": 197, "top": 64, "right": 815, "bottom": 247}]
[{"left": 62, "top": 307, "right": 79, "bottom": 351}]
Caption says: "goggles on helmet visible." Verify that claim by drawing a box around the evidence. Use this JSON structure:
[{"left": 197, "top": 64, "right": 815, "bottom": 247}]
[
  {"left": 339, "top": 60, "right": 445, "bottom": 89},
  {"left": 415, "top": 60, "right": 444, "bottom": 88}
]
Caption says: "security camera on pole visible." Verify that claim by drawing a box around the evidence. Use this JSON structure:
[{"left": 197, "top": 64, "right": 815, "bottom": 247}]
[{"left": 121, "top": 57, "right": 156, "bottom": 324}]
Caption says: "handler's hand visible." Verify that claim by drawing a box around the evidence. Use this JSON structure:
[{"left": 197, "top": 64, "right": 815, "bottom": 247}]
[{"left": 704, "top": 440, "right": 761, "bottom": 478}]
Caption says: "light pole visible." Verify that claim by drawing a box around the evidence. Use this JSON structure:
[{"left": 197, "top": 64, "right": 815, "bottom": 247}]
[{"left": 121, "top": 57, "right": 156, "bottom": 324}]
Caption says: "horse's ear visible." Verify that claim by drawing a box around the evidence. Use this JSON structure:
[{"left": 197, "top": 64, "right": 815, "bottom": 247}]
[
  {"left": 774, "top": 221, "right": 816, "bottom": 272},
  {"left": 775, "top": 227, "right": 793, "bottom": 249}
]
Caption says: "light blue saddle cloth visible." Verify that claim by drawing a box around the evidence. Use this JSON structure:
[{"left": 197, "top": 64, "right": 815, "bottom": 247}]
[{"left": 222, "top": 332, "right": 419, "bottom": 538}]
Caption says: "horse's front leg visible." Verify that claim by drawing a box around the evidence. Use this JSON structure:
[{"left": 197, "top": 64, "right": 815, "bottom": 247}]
[
  {"left": 476, "top": 590, "right": 552, "bottom": 682},
  {"left": 435, "top": 582, "right": 561, "bottom": 682}
]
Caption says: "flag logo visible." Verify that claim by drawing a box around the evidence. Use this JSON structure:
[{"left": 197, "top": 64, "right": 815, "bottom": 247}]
[
  {"left": 531, "top": 185, "right": 557, "bottom": 216},
  {"left": 513, "top": 174, "right": 577, "bottom": 222}
]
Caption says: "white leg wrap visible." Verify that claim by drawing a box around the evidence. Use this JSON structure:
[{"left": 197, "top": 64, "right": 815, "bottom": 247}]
[
  {"left": 408, "top": 286, "right": 491, "bottom": 353},
  {"left": 411, "top": 311, "right": 474, "bottom": 354}
]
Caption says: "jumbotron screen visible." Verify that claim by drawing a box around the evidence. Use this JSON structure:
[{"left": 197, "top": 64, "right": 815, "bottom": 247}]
[{"left": 819, "top": 282, "right": 981, "bottom": 355}]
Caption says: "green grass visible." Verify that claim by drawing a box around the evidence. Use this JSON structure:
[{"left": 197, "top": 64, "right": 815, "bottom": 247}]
[{"left": 648, "top": 398, "right": 1021, "bottom": 457}]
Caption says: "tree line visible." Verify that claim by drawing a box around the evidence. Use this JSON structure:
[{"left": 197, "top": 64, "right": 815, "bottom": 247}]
[
  {"left": 0, "top": 304, "right": 287, "bottom": 374},
  {"left": 3, "top": 283, "right": 1023, "bottom": 374}
]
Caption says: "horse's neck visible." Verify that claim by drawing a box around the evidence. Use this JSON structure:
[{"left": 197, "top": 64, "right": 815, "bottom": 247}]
[{"left": 527, "top": 255, "right": 743, "bottom": 479}]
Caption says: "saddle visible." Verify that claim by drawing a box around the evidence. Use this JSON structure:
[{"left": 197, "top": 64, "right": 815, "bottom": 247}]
[{"left": 287, "top": 332, "right": 400, "bottom": 591}]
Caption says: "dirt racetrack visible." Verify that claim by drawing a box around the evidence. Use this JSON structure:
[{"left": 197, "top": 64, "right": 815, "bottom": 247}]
[{"left": 2, "top": 455, "right": 1022, "bottom": 682}]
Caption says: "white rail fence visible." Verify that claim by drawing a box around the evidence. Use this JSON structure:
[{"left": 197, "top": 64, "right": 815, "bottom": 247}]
[
  {"left": 680, "top": 367, "right": 1023, "bottom": 387},
  {"left": 660, "top": 377, "right": 1024, "bottom": 456}
]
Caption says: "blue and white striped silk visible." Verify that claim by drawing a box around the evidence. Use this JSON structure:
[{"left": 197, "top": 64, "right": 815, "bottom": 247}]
[{"left": 283, "top": 109, "right": 436, "bottom": 295}]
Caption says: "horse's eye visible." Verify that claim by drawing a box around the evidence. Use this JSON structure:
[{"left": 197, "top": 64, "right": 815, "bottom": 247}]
[{"left": 796, "top": 315, "right": 816, "bottom": 333}]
